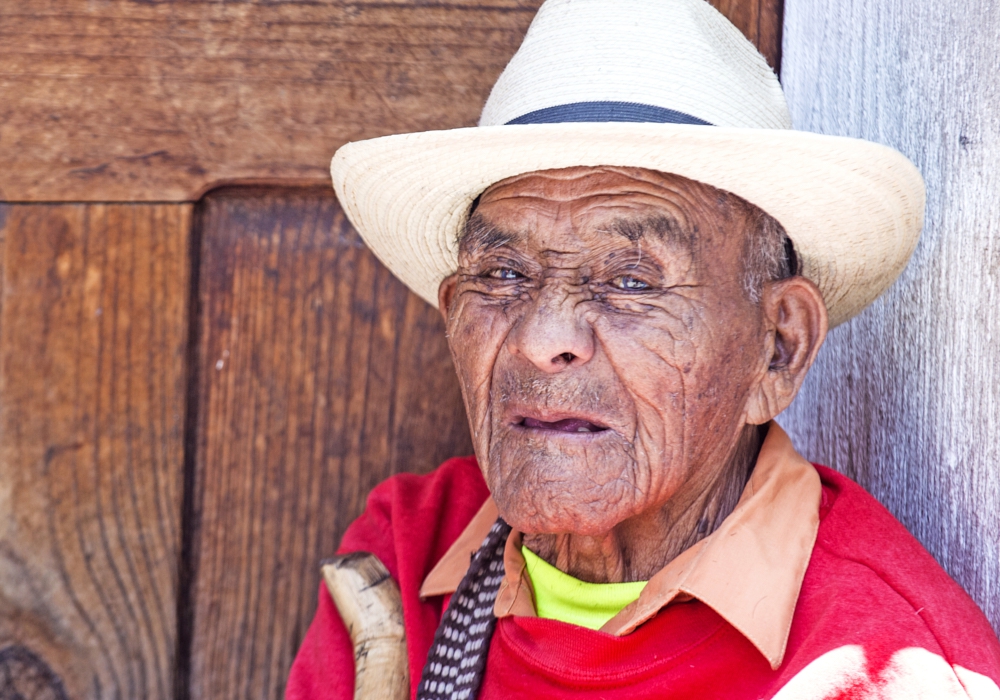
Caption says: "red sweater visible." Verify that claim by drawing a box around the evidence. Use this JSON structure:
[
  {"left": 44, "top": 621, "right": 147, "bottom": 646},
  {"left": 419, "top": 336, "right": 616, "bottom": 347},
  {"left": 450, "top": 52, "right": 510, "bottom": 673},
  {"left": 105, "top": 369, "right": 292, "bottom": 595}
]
[{"left": 287, "top": 457, "right": 1000, "bottom": 699}]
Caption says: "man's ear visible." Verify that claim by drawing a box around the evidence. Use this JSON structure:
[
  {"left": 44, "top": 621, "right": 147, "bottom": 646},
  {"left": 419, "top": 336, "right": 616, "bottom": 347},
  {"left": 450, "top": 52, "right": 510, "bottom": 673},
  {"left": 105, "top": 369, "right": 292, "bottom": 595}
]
[
  {"left": 744, "top": 277, "right": 829, "bottom": 425},
  {"left": 437, "top": 273, "right": 460, "bottom": 323}
]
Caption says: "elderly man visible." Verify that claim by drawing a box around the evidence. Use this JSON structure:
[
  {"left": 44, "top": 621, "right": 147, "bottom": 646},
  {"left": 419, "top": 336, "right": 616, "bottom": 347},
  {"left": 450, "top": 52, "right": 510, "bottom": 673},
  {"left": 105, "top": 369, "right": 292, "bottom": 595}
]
[{"left": 288, "top": 0, "right": 1000, "bottom": 698}]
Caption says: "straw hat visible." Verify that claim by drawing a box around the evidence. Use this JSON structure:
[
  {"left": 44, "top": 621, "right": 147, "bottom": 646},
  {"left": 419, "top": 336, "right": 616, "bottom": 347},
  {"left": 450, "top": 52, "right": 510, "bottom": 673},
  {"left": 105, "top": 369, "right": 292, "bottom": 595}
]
[{"left": 331, "top": 0, "right": 925, "bottom": 327}]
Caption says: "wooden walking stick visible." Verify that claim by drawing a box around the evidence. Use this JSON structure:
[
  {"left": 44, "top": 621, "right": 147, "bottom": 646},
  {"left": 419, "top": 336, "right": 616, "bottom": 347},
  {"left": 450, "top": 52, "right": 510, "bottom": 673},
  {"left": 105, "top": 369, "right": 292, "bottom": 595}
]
[{"left": 321, "top": 552, "right": 410, "bottom": 700}]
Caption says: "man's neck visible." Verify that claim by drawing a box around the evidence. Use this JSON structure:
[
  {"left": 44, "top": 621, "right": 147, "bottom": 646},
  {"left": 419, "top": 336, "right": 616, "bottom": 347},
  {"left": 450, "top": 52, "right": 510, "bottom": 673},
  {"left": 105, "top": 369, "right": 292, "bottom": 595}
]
[{"left": 521, "top": 424, "right": 764, "bottom": 583}]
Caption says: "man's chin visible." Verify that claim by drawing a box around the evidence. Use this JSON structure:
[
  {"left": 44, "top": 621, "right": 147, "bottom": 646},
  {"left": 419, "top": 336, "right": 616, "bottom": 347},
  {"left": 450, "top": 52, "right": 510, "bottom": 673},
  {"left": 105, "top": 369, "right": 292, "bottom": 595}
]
[
  {"left": 489, "top": 482, "right": 637, "bottom": 537},
  {"left": 483, "top": 442, "right": 643, "bottom": 534}
]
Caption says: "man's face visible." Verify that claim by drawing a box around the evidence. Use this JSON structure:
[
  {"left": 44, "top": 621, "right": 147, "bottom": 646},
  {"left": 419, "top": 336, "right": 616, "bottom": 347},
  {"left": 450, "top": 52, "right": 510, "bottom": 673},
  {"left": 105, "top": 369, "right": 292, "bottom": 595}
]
[{"left": 440, "top": 166, "right": 777, "bottom": 536}]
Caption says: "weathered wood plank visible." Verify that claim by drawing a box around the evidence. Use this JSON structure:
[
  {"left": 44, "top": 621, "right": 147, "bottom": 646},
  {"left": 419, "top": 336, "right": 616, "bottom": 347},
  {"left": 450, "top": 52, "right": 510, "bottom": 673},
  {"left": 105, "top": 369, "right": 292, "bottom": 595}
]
[
  {"left": 0, "top": 0, "right": 779, "bottom": 203},
  {"left": 780, "top": 0, "right": 1000, "bottom": 631},
  {"left": 0, "top": 203, "right": 191, "bottom": 698},
  {"left": 186, "top": 188, "right": 474, "bottom": 700},
  {"left": 0, "top": 1, "right": 542, "bottom": 202}
]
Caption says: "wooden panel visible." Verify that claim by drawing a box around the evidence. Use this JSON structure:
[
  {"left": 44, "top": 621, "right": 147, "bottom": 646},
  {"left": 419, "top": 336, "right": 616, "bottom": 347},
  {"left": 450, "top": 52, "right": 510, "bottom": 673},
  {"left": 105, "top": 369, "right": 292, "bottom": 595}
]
[
  {"left": 0, "top": 0, "right": 779, "bottom": 203},
  {"left": 186, "top": 188, "right": 474, "bottom": 700},
  {"left": 780, "top": 0, "right": 1000, "bottom": 630},
  {"left": 0, "top": 203, "right": 190, "bottom": 698},
  {"left": 0, "top": 1, "right": 542, "bottom": 202}
]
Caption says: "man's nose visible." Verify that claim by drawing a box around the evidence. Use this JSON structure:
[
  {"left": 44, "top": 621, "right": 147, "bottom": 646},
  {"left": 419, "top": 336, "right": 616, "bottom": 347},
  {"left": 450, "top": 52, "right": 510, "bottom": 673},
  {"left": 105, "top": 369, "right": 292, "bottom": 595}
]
[{"left": 507, "top": 288, "right": 595, "bottom": 373}]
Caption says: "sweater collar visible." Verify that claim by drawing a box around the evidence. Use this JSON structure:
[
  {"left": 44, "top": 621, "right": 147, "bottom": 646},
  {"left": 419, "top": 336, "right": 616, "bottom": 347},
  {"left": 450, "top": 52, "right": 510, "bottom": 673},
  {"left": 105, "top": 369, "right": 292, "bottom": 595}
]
[{"left": 420, "top": 421, "right": 821, "bottom": 670}]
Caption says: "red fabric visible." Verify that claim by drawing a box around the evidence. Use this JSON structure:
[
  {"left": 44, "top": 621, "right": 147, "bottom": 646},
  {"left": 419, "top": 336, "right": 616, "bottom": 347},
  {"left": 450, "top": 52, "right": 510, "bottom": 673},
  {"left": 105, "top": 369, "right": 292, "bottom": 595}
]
[{"left": 286, "top": 457, "right": 1000, "bottom": 699}]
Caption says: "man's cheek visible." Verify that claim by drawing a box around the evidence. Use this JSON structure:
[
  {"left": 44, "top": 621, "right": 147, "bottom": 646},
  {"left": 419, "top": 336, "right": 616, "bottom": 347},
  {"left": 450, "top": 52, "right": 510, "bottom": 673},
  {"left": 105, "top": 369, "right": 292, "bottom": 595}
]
[
  {"left": 611, "top": 354, "right": 689, "bottom": 435},
  {"left": 610, "top": 353, "right": 695, "bottom": 498},
  {"left": 450, "top": 309, "right": 513, "bottom": 456},
  {"left": 450, "top": 304, "right": 499, "bottom": 371}
]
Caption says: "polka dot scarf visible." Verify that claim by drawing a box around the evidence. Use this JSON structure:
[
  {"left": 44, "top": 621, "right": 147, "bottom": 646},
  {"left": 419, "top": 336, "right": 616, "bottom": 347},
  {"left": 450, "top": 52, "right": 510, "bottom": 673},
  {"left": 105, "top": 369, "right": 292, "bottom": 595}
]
[{"left": 417, "top": 518, "right": 512, "bottom": 700}]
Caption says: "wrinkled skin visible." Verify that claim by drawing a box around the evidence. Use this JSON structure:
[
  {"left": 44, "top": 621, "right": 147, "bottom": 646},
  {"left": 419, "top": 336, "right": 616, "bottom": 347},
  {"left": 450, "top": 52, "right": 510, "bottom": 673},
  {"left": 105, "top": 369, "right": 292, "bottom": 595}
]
[{"left": 438, "top": 166, "right": 827, "bottom": 583}]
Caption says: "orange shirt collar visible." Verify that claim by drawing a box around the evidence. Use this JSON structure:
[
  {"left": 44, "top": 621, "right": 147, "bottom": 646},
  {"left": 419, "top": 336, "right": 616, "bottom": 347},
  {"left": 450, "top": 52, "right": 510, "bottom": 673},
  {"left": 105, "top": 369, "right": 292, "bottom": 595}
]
[{"left": 419, "top": 421, "right": 821, "bottom": 670}]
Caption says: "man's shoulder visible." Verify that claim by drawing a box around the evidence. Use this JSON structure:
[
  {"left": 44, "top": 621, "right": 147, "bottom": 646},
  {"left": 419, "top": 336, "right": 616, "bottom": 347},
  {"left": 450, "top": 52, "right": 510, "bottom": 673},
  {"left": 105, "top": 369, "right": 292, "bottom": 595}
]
[
  {"left": 811, "top": 464, "right": 970, "bottom": 604},
  {"left": 290, "top": 459, "right": 487, "bottom": 700},
  {"left": 351, "top": 455, "right": 488, "bottom": 524},
  {"left": 337, "top": 456, "right": 490, "bottom": 588},
  {"left": 794, "top": 464, "right": 1000, "bottom": 683}
]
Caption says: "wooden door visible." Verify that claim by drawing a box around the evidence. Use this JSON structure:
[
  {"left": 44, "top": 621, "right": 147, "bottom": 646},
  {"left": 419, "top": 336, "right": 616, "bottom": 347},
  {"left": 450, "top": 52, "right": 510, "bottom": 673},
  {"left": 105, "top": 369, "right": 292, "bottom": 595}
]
[{"left": 0, "top": 2, "right": 783, "bottom": 698}]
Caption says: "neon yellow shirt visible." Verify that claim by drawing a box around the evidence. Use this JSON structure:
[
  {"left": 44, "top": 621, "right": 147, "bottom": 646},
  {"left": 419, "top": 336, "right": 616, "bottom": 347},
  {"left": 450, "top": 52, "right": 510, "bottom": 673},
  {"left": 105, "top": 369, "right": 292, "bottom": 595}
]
[{"left": 521, "top": 546, "right": 648, "bottom": 631}]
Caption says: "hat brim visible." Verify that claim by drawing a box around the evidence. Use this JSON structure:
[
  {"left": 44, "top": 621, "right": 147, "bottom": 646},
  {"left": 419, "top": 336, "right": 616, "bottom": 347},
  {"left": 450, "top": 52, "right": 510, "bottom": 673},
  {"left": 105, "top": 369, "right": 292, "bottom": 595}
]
[{"left": 331, "top": 123, "right": 924, "bottom": 327}]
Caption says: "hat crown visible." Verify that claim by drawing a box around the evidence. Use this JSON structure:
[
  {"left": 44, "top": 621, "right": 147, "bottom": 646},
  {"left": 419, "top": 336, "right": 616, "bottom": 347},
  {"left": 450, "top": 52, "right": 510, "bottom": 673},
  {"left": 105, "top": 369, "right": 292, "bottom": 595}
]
[{"left": 479, "top": 0, "right": 791, "bottom": 129}]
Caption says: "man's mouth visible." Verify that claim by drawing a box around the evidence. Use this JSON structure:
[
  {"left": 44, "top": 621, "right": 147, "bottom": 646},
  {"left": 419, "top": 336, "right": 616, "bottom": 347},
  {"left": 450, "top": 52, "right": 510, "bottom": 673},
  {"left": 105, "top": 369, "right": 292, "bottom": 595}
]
[{"left": 518, "top": 416, "right": 609, "bottom": 434}]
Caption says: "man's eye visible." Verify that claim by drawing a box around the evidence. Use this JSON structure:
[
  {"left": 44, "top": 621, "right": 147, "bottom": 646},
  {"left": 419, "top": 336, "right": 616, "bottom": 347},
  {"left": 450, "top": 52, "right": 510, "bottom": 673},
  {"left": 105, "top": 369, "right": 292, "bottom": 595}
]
[
  {"left": 486, "top": 268, "right": 523, "bottom": 280},
  {"left": 612, "top": 275, "right": 651, "bottom": 291}
]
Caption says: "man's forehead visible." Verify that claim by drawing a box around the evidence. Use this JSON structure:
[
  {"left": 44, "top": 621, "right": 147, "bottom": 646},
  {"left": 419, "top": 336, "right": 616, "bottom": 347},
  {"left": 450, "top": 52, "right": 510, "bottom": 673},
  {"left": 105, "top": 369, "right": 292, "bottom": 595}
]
[
  {"left": 465, "top": 166, "right": 734, "bottom": 253},
  {"left": 460, "top": 210, "right": 696, "bottom": 256},
  {"left": 477, "top": 166, "right": 708, "bottom": 205}
]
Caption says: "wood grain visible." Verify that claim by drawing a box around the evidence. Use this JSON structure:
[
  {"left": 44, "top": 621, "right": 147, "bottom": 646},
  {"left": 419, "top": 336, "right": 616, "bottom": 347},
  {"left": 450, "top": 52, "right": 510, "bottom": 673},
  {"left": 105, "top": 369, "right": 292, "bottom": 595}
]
[
  {"left": 0, "top": 0, "right": 543, "bottom": 202},
  {"left": 0, "top": 0, "right": 779, "bottom": 203},
  {"left": 780, "top": 0, "right": 1000, "bottom": 631},
  {"left": 186, "top": 188, "right": 473, "bottom": 700},
  {"left": 0, "top": 203, "right": 191, "bottom": 698}
]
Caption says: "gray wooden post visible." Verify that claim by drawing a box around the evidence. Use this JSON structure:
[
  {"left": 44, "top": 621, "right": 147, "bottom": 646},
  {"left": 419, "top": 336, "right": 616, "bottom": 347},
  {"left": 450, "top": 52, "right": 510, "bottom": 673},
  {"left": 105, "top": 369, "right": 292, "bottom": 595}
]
[{"left": 780, "top": 0, "right": 1000, "bottom": 630}]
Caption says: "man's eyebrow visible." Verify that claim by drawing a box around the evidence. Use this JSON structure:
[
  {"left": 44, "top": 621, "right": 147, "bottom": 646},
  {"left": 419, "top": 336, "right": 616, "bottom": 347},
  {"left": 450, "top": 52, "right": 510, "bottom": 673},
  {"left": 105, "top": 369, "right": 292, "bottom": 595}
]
[
  {"left": 606, "top": 215, "right": 694, "bottom": 251},
  {"left": 459, "top": 213, "right": 522, "bottom": 253}
]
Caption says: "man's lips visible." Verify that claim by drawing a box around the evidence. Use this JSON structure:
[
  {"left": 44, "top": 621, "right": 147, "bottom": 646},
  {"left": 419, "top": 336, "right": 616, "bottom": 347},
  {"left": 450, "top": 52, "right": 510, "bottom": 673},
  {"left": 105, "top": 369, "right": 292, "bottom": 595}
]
[{"left": 518, "top": 416, "right": 609, "bottom": 434}]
